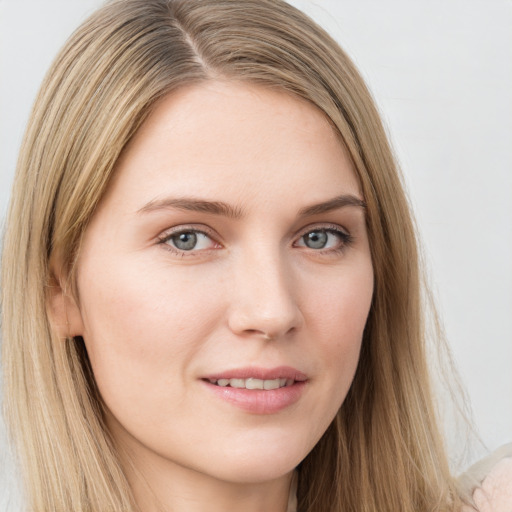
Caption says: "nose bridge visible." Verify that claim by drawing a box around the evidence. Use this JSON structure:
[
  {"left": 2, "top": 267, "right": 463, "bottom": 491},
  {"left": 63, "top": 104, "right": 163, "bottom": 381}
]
[{"left": 228, "top": 240, "right": 302, "bottom": 339}]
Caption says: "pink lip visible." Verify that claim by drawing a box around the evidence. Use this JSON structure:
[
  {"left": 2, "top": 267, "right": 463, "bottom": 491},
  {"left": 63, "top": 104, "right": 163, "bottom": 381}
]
[
  {"left": 201, "top": 366, "right": 307, "bottom": 415},
  {"left": 203, "top": 366, "right": 307, "bottom": 382}
]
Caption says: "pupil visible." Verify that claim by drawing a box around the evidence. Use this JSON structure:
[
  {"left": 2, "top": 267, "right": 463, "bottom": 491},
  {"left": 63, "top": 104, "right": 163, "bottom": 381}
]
[
  {"left": 173, "top": 232, "right": 197, "bottom": 251},
  {"left": 305, "top": 231, "right": 327, "bottom": 249}
]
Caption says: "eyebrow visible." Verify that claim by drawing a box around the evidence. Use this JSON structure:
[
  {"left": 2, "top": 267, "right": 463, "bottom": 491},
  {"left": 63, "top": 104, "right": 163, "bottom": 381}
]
[
  {"left": 298, "top": 194, "right": 366, "bottom": 216},
  {"left": 137, "top": 194, "right": 366, "bottom": 218},
  {"left": 138, "top": 197, "right": 244, "bottom": 219}
]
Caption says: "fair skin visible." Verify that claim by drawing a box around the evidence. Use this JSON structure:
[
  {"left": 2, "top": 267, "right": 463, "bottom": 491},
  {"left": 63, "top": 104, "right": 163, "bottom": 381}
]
[{"left": 54, "top": 81, "right": 374, "bottom": 512}]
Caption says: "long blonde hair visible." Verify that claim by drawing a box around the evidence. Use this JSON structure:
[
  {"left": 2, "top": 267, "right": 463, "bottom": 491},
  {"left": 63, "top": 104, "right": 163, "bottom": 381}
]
[{"left": 1, "top": 0, "right": 461, "bottom": 510}]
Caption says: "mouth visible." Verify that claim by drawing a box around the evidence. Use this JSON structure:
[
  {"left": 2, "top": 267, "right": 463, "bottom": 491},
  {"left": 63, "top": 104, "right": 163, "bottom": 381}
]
[
  {"left": 201, "top": 366, "right": 307, "bottom": 414},
  {"left": 205, "top": 377, "right": 296, "bottom": 390}
]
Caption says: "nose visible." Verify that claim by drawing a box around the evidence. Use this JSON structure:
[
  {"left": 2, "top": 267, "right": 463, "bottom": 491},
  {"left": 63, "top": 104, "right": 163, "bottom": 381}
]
[{"left": 227, "top": 247, "right": 303, "bottom": 341}]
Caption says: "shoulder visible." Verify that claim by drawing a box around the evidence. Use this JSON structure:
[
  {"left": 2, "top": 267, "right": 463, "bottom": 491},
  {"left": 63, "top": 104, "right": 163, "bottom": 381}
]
[{"left": 459, "top": 444, "right": 512, "bottom": 512}]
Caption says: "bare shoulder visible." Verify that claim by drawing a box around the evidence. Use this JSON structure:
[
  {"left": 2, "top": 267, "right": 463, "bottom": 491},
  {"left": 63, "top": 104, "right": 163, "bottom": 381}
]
[{"left": 459, "top": 444, "right": 512, "bottom": 512}]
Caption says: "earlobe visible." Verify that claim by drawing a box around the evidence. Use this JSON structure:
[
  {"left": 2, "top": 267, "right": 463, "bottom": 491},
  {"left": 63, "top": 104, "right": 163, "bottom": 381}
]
[{"left": 47, "top": 264, "right": 84, "bottom": 339}]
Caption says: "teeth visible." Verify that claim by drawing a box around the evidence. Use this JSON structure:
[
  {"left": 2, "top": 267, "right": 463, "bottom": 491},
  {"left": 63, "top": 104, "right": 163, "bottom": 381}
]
[
  {"left": 246, "top": 378, "right": 264, "bottom": 389},
  {"left": 210, "top": 377, "right": 294, "bottom": 389},
  {"left": 263, "top": 379, "right": 280, "bottom": 390},
  {"left": 230, "top": 378, "right": 245, "bottom": 388}
]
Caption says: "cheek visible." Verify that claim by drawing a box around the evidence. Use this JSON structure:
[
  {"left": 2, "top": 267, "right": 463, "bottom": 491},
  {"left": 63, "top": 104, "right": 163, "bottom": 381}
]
[
  {"left": 76, "top": 256, "right": 224, "bottom": 408},
  {"left": 306, "top": 261, "right": 373, "bottom": 350},
  {"left": 300, "top": 261, "right": 373, "bottom": 419},
  {"left": 81, "top": 252, "right": 220, "bottom": 337}
]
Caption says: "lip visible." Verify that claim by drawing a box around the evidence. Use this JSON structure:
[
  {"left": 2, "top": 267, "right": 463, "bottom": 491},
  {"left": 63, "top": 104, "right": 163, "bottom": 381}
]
[
  {"left": 203, "top": 366, "right": 307, "bottom": 382},
  {"left": 201, "top": 366, "right": 307, "bottom": 415}
]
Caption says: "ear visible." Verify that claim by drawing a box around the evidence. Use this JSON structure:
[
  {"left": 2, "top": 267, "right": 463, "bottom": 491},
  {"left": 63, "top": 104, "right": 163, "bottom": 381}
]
[{"left": 47, "top": 258, "right": 85, "bottom": 339}]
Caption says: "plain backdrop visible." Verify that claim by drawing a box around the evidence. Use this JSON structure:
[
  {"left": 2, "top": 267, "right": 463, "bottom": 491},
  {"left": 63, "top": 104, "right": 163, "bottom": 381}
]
[{"left": 1, "top": 0, "right": 511, "bottom": 506}]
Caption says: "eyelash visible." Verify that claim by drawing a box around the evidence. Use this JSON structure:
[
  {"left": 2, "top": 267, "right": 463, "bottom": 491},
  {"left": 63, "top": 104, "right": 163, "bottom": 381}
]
[
  {"left": 157, "top": 224, "right": 353, "bottom": 256},
  {"left": 157, "top": 225, "right": 219, "bottom": 257},
  {"left": 294, "top": 224, "right": 354, "bottom": 255}
]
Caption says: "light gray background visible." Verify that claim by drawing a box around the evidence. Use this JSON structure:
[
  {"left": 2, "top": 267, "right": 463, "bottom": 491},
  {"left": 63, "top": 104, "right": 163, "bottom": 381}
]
[{"left": 1, "top": 0, "right": 511, "bottom": 505}]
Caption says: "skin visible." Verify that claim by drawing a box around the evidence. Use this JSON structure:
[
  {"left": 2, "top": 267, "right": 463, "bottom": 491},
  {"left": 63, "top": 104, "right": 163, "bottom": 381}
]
[{"left": 54, "top": 81, "right": 374, "bottom": 512}]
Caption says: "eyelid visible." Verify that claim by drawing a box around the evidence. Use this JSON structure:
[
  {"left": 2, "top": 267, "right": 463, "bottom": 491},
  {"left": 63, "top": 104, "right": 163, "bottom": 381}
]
[
  {"left": 292, "top": 223, "right": 353, "bottom": 251},
  {"left": 157, "top": 224, "right": 222, "bottom": 253},
  {"left": 155, "top": 222, "right": 353, "bottom": 256},
  {"left": 293, "top": 222, "right": 351, "bottom": 240}
]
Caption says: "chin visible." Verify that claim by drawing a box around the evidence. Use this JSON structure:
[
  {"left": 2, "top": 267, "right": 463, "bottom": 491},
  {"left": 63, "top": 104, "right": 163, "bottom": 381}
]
[
  {"left": 206, "top": 457, "right": 299, "bottom": 485},
  {"left": 195, "top": 430, "right": 314, "bottom": 485}
]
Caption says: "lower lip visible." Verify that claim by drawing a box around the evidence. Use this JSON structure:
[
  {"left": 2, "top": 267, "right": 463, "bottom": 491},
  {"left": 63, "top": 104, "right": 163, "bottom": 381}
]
[{"left": 202, "top": 380, "right": 307, "bottom": 414}]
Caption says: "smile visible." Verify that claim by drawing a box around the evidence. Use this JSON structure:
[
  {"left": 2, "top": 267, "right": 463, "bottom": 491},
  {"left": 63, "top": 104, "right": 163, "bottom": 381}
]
[
  {"left": 202, "top": 367, "right": 307, "bottom": 414},
  {"left": 207, "top": 377, "right": 295, "bottom": 389}
]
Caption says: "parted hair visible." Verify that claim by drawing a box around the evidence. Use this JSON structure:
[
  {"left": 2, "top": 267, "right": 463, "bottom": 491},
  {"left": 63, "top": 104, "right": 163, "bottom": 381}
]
[{"left": 1, "top": 0, "right": 462, "bottom": 511}]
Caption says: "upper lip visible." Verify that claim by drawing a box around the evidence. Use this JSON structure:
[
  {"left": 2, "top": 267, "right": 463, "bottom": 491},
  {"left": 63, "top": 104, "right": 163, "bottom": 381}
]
[{"left": 202, "top": 366, "right": 307, "bottom": 382}]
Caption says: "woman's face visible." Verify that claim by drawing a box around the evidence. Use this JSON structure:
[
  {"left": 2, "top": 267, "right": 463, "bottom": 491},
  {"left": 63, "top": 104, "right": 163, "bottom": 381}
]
[{"left": 65, "top": 81, "right": 373, "bottom": 485}]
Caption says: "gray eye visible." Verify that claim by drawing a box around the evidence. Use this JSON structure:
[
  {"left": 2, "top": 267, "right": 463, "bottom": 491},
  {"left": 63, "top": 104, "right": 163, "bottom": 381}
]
[
  {"left": 171, "top": 232, "right": 198, "bottom": 251},
  {"left": 303, "top": 230, "right": 328, "bottom": 249},
  {"left": 163, "top": 230, "right": 217, "bottom": 253}
]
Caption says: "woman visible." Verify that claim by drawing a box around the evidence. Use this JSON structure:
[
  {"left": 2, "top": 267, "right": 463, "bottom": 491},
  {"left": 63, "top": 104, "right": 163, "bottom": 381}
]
[{"left": 1, "top": 1, "right": 509, "bottom": 511}]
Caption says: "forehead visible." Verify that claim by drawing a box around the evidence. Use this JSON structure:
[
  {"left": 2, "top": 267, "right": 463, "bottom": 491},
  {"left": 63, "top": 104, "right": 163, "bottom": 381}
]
[{"left": 103, "top": 80, "right": 361, "bottom": 213}]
